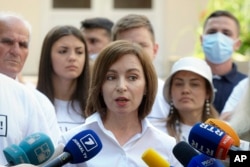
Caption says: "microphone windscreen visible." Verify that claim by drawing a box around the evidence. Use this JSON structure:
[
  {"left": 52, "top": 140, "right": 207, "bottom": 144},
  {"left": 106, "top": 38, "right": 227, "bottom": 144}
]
[
  {"left": 3, "top": 133, "right": 54, "bottom": 166},
  {"left": 19, "top": 133, "right": 55, "bottom": 165},
  {"left": 188, "top": 122, "right": 234, "bottom": 160},
  {"left": 142, "top": 148, "right": 170, "bottom": 167},
  {"left": 205, "top": 118, "right": 240, "bottom": 147},
  {"left": 173, "top": 141, "right": 225, "bottom": 167},
  {"left": 173, "top": 141, "right": 198, "bottom": 166},
  {"left": 64, "top": 129, "right": 102, "bottom": 164},
  {"left": 3, "top": 144, "right": 30, "bottom": 165}
]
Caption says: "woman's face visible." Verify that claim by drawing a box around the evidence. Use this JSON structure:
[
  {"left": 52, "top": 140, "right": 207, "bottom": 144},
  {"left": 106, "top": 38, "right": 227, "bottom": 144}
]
[
  {"left": 171, "top": 71, "right": 209, "bottom": 113},
  {"left": 102, "top": 54, "right": 146, "bottom": 117},
  {"left": 51, "top": 35, "right": 86, "bottom": 81}
]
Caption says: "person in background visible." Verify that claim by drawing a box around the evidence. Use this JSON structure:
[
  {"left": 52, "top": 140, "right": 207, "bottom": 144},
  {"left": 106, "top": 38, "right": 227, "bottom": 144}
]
[
  {"left": 163, "top": 57, "right": 219, "bottom": 142},
  {"left": 0, "top": 73, "right": 55, "bottom": 165},
  {"left": 0, "top": 12, "right": 61, "bottom": 145},
  {"left": 80, "top": 17, "right": 113, "bottom": 70},
  {"left": 37, "top": 25, "right": 90, "bottom": 133},
  {"left": 201, "top": 10, "right": 247, "bottom": 115},
  {"left": 112, "top": 14, "right": 169, "bottom": 132},
  {"left": 227, "top": 61, "right": 250, "bottom": 141},
  {"left": 219, "top": 77, "right": 248, "bottom": 121},
  {"left": 60, "top": 40, "right": 182, "bottom": 167}
]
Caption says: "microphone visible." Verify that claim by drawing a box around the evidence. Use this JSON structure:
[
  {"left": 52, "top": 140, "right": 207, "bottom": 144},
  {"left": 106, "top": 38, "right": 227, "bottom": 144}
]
[
  {"left": 3, "top": 133, "right": 54, "bottom": 166},
  {"left": 188, "top": 122, "right": 240, "bottom": 160},
  {"left": 38, "top": 144, "right": 64, "bottom": 167},
  {"left": 173, "top": 141, "right": 224, "bottom": 167},
  {"left": 205, "top": 118, "right": 250, "bottom": 151},
  {"left": 205, "top": 118, "right": 240, "bottom": 147},
  {"left": 43, "top": 129, "right": 102, "bottom": 167},
  {"left": 141, "top": 148, "right": 171, "bottom": 167}
]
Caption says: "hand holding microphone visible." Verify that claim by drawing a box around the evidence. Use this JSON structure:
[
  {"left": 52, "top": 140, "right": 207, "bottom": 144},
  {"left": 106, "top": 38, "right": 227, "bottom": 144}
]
[
  {"left": 3, "top": 133, "right": 54, "bottom": 166},
  {"left": 43, "top": 129, "right": 102, "bottom": 167},
  {"left": 141, "top": 148, "right": 171, "bottom": 167}
]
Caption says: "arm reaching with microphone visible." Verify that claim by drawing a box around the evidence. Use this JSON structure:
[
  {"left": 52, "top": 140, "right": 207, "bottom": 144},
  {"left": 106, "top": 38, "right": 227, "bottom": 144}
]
[{"left": 43, "top": 129, "right": 102, "bottom": 167}]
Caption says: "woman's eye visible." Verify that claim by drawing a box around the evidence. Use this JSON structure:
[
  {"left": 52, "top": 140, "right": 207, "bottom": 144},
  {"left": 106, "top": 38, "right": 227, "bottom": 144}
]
[
  {"left": 59, "top": 50, "right": 67, "bottom": 54},
  {"left": 174, "top": 82, "right": 183, "bottom": 86},
  {"left": 106, "top": 76, "right": 115, "bottom": 80},
  {"left": 128, "top": 76, "right": 137, "bottom": 81}
]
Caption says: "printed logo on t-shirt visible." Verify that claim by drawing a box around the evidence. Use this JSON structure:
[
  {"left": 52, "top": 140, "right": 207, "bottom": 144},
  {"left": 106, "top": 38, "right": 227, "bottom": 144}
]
[{"left": 0, "top": 115, "right": 7, "bottom": 136}]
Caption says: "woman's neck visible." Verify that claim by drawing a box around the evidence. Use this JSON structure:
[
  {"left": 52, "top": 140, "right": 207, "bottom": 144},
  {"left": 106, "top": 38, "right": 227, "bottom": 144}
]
[
  {"left": 179, "top": 110, "right": 203, "bottom": 126},
  {"left": 103, "top": 112, "right": 142, "bottom": 146}
]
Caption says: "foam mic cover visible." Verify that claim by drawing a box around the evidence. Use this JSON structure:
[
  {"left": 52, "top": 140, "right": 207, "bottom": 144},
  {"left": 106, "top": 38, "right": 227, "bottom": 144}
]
[
  {"left": 3, "top": 144, "right": 30, "bottom": 165},
  {"left": 188, "top": 122, "right": 235, "bottom": 160},
  {"left": 142, "top": 148, "right": 170, "bottom": 167},
  {"left": 173, "top": 141, "right": 224, "bottom": 167},
  {"left": 205, "top": 118, "right": 240, "bottom": 147},
  {"left": 3, "top": 133, "right": 54, "bottom": 166},
  {"left": 43, "top": 129, "right": 102, "bottom": 167}
]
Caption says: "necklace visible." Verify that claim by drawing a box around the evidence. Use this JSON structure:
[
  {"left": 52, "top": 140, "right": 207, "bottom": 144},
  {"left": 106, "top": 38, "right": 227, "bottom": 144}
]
[{"left": 175, "top": 120, "right": 187, "bottom": 142}]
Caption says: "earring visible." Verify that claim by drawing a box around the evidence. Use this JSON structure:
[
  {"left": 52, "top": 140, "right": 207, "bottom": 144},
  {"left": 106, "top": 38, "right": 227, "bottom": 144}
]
[
  {"left": 170, "top": 101, "right": 174, "bottom": 115},
  {"left": 205, "top": 99, "right": 210, "bottom": 115}
]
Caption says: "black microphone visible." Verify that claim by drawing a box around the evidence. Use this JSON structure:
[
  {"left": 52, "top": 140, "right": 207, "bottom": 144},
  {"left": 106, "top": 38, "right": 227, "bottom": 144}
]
[
  {"left": 43, "top": 129, "right": 102, "bottom": 167},
  {"left": 188, "top": 122, "right": 241, "bottom": 160},
  {"left": 173, "top": 141, "right": 224, "bottom": 167}
]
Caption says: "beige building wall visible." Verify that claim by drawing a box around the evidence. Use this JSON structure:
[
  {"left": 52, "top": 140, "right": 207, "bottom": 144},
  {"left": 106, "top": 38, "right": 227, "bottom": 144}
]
[{"left": 4, "top": 0, "right": 237, "bottom": 83}]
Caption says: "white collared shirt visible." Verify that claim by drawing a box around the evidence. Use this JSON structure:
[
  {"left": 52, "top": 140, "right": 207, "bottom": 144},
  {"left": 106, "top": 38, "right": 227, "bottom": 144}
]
[
  {"left": 60, "top": 112, "right": 182, "bottom": 167},
  {"left": 147, "top": 78, "right": 170, "bottom": 132},
  {"left": 221, "top": 77, "right": 249, "bottom": 113},
  {"left": 0, "top": 74, "right": 59, "bottom": 165}
]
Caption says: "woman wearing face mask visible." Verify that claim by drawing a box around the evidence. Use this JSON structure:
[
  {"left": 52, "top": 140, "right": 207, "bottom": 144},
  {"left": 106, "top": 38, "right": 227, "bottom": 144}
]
[{"left": 201, "top": 10, "right": 247, "bottom": 116}]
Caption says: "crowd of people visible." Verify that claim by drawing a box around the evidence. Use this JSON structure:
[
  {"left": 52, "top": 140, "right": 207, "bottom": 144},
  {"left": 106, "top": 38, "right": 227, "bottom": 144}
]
[{"left": 0, "top": 9, "right": 249, "bottom": 167}]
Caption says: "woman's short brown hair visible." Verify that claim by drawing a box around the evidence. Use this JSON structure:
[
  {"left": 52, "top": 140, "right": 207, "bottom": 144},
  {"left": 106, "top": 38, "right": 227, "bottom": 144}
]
[{"left": 85, "top": 40, "right": 157, "bottom": 120}]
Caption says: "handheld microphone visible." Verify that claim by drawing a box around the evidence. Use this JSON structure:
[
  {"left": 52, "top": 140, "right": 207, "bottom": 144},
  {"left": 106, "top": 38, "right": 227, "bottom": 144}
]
[
  {"left": 141, "top": 148, "right": 170, "bottom": 167},
  {"left": 43, "top": 129, "right": 102, "bottom": 167},
  {"left": 205, "top": 118, "right": 250, "bottom": 151},
  {"left": 188, "top": 122, "right": 240, "bottom": 160},
  {"left": 205, "top": 118, "right": 240, "bottom": 147},
  {"left": 3, "top": 133, "right": 54, "bottom": 166},
  {"left": 38, "top": 144, "right": 64, "bottom": 167},
  {"left": 173, "top": 141, "right": 224, "bottom": 167}
]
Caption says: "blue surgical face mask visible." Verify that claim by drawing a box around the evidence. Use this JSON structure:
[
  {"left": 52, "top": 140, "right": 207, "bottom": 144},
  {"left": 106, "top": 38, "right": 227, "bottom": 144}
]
[
  {"left": 202, "top": 32, "right": 234, "bottom": 64},
  {"left": 89, "top": 53, "right": 98, "bottom": 61}
]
